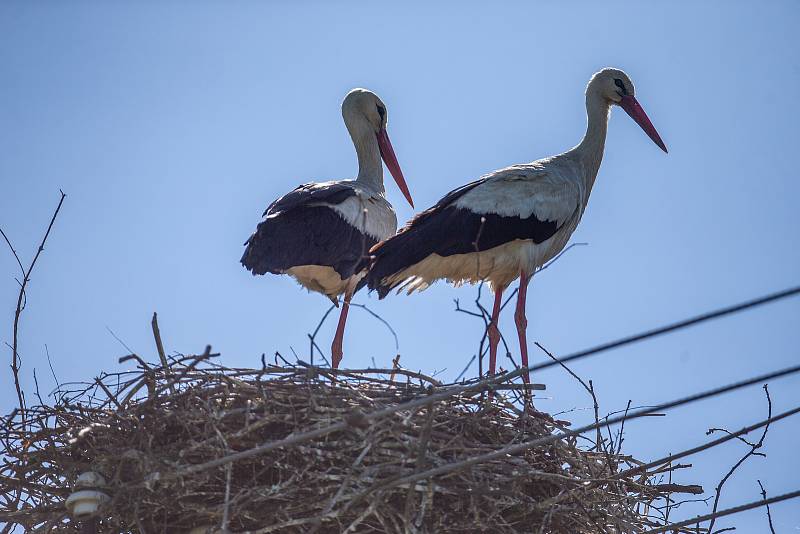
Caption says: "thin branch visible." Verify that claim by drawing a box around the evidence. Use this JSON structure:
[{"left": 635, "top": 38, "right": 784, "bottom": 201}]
[
  {"left": 454, "top": 354, "right": 476, "bottom": 383},
  {"left": 757, "top": 480, "right": 776, "bottom": 534},
  {"left": 618, "top": 403, "right": 800, "bottom": 479},
  {"left": 0, "top": 228, "right": 25, "bottom": 276},
  {"left": 8, "top": 190, "right": 66, "bottom": 421},
  {"left": 44, "top": 344, "right": 61, "bottom": 401},
  {"left": 32, "top": 368, "right": 44, "bottom": 406},
  {"left": 308, "top": 303, "right": 336, "bottom": 365},
  {"left": 150, "top": 313, "right": 169, "bottom": 369},
  {"left": 151, "top": 312, "right": 175, "bottom": 394},
  {"left": 105, "top": 326, "right": 138, "bottom": 356},
  {"left": 404, "top": 402, "right": 436, "bottom": 525},
  {"left": 537, "top": 242, "right": 588, "bottom": 273},
  {"left": 534, "top": 341, "right": 601, "bottom": 448},
  {"left": 707, "top": 384, "right": 772, "bottom": 533},
  {"left": 350, "top": 302, "right": 399, "bottom": 352},
  {"left": 615, "top": 399, "right": 632, "bottom": 455}
]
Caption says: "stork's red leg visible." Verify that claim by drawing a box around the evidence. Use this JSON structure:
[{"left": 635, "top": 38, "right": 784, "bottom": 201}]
[
  {"left": 514, "top": 271, "right": 531, "bottom": 385},
  {"left": 331, "top": 290, "right": 353, "bottom": 369},
  {"left": 487, "top": 289, "right": 503, "bottom": 376}
]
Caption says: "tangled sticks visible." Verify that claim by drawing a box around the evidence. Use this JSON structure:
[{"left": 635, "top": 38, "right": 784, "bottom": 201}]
[{"left": 0, "top": 351, "right": 702, "bottom": 534}]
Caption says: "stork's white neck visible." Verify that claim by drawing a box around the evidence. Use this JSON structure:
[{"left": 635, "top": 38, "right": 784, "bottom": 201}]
[
  {"left": 344, "top": 113, "right": 385, "bottom": 193},
  {"left": 353, "top": 130, "right": 384, "bottom": 191},
  {"left": 571, "top": 92, "right": 611, "bottom": 193}
]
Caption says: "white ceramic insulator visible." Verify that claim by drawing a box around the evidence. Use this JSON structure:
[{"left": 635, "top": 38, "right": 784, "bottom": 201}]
[
  {"left": 65, "top": 489, "right": 110, "bottom": 518},
  {"left": 66, "top": 471, "right": 109, "bottom": 518}
]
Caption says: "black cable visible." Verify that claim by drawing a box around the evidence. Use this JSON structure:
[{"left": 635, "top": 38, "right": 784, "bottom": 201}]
[
  {"left": 532, "top": 285, "right": 800, "bottom": 372},
  {"left": 643, "top": 489, "right": 800, "bottom": 533},
  {"left": 618, "top": 404, "right": 800, "bottom": 478}
]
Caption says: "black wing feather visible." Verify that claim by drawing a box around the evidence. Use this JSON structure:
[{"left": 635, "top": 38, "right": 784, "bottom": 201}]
[
  {"left": 366, "top": 178, "right": 561, "bottom": 297},
  {"left": 242, "top": 183, "right": 377, "bottom": 280},
  {"left": 263, "top": 182, "right": 356, "bottom": 216}
]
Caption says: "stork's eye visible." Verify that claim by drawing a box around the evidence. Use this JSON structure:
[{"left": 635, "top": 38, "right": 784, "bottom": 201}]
[
  {"left": 376, "top": 105, "right": 386, "bottom": 120},
  {"left": 613, "top": 78, "right": 627, "bottom": 95}
]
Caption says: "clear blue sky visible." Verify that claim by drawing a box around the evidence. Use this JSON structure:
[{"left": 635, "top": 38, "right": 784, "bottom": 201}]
[{"left": 1, "top": 1, "right": 798, "bottom": 529}]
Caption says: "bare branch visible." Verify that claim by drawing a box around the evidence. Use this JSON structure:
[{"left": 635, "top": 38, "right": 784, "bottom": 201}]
[
  {"left": 618, "top": 403, "right": 800, "bottom": 479},
  {"left": 308, "top": 303, "right": 336, "bottom": 365},
  {"left": 537, "top": 241, "right": 588, "bottom": 273},
  {"left": 0, "top": 228, "right": 24, "bottom": 276},
  {"left": 151, "top": 312, "right": 175, "bottom": 394},
  {"left": 350, "top": 302, "right": 399, "bottom": 353},
  {"left": 757, "top": 479, "right": 776, "bottom": 534},
  {"left": 7, "top": 190, "right": 66, "bottom": 422},
  {"left": 454, "top": 354, "right": 476, "bottom": 383},
  {"left": 44, "top": 344, "right": 61, "bottom": 401},
  {"left": 534, "top": 341, "right": 602, "bottom": 448},
  {"left": 707, "top": 384, "right": 772, "bottom": 533}
]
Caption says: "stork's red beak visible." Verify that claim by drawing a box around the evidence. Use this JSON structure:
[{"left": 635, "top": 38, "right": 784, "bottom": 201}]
[
  {"left": 618, "top": 95, "right": 668, "bottom": 153},
  {"left": 376, "top": 128, "right": 414, "bottom": 208}
]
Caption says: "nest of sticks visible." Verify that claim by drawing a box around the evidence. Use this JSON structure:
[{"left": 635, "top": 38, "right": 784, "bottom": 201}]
[{"left": 1, "top": 349, "right": 702, "bottom": 533}]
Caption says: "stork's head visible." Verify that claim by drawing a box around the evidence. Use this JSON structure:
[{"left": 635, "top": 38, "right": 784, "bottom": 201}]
[
  {"left": 588, "top": 68, "right": 668, "bottom": 153},
  {"left": 343, "top": 88, "right": 388, "bottom": 133},
  {"left": 342, "top": 88, "right": 414, "bottom": 207}
]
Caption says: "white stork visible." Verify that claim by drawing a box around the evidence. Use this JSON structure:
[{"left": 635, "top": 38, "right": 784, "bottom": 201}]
[
  {"left": 241, "top": 88, "right": 413, "bottom": 369},
  {"left": 367, "top": 68, "right": 667, "bottom": 385}
]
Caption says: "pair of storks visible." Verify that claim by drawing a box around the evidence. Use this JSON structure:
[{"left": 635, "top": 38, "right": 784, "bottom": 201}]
[{"left": 241, "top": 68, "right": 667, "bottom": 384}]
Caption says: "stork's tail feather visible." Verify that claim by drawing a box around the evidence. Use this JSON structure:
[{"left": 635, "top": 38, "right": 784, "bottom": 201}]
[
  {"left": 364, "top": 238, "right": 415, "bottom": 298},
  {"left": 241, "top": 234, "right": 272, "bottom": 276},
  {"left": 354, "top": 270, "right": 371, "bottom": 294}
]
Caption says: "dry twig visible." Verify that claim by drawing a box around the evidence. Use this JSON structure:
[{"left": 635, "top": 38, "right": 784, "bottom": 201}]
[
  {"left": 706, "top": 384, "right": 772, "bottom": 533},
  {"left": 757, "top": 479, "right": 776, "bottom": 534},
  {"left": 3, "top": 190, "right": 67, "bottom": 420}
]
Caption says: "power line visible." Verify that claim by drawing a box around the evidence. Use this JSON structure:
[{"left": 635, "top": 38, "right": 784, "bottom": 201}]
[
  {"left": 531, "top": 285, "right": 800, "bottom": 373},
  {"left": 618, "top": 404, "right": 800, "bottom": 478},
  {"left": 643, "top": 489, "right": 800, "bottom": 533}
]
